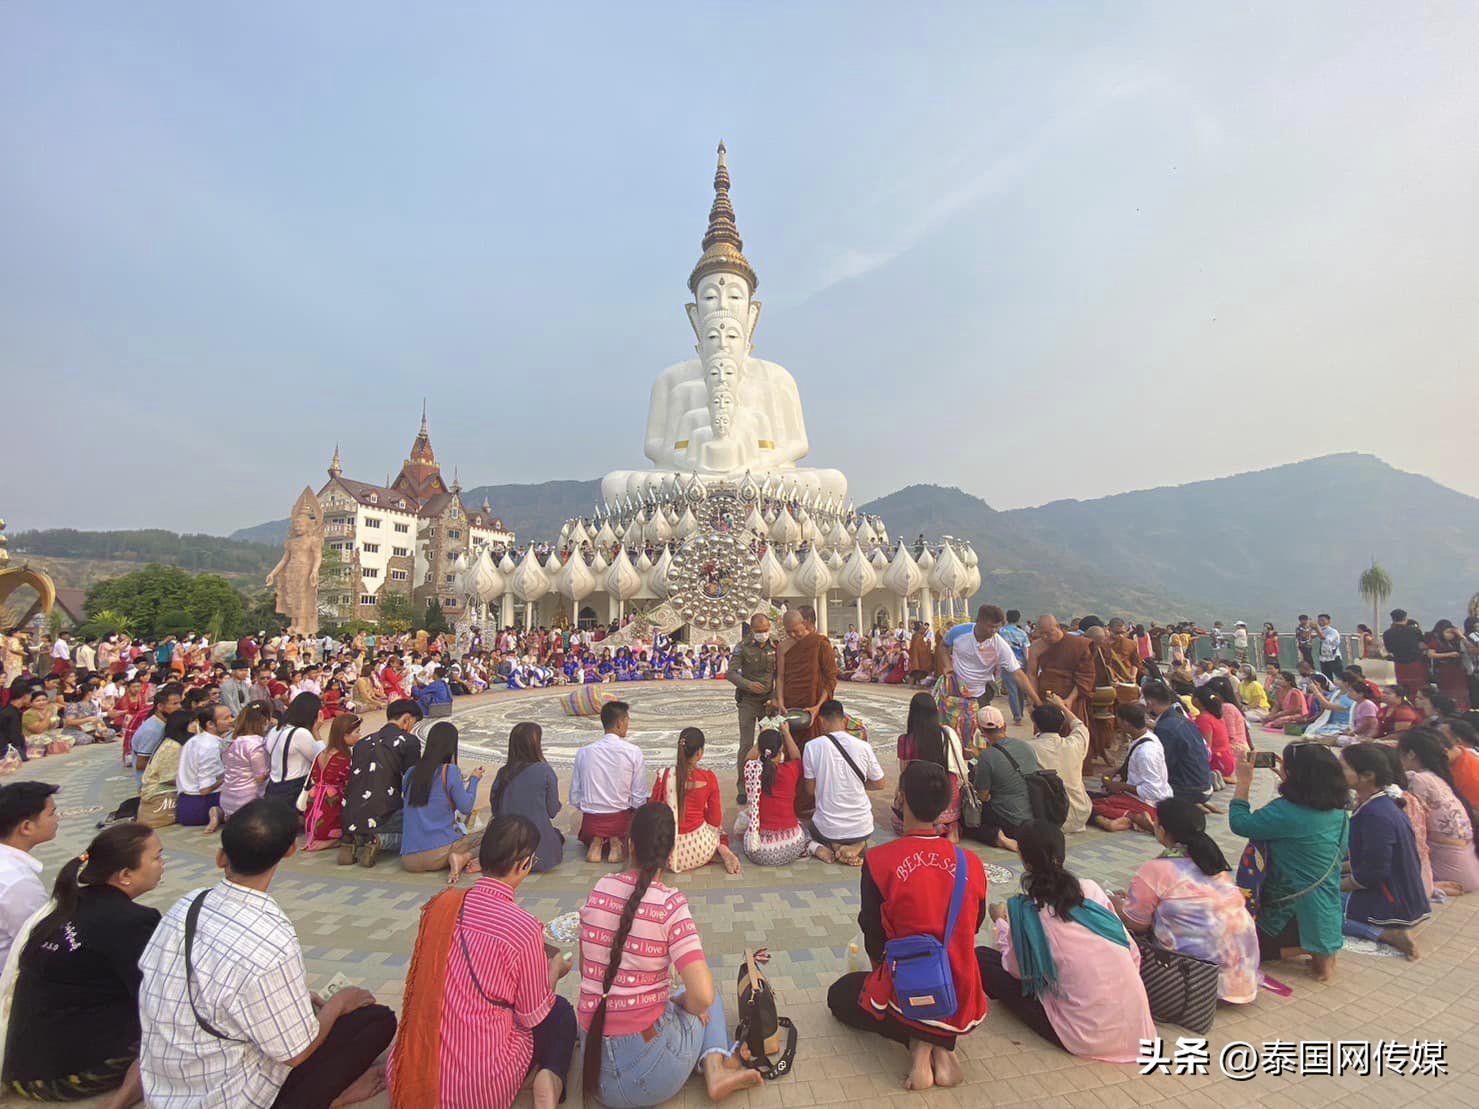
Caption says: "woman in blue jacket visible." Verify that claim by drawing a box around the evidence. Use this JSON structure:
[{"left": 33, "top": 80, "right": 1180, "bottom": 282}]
[{"left": 1339, "top": 744, "right": 1430, "bottom": 958}]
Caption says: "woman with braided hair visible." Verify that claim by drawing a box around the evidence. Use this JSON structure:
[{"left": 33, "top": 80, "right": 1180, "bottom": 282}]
[{"left": 577, "top": 802, "right": 759, "bottom": 1106}]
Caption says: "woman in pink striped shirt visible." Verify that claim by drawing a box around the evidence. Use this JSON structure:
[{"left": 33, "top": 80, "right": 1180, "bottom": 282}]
[
  {"left": 391, "top": 816, "right": 578, "bottom": 1108},
  {"left": 578, "top": 803, "right": 760, "bottom": 1106}
]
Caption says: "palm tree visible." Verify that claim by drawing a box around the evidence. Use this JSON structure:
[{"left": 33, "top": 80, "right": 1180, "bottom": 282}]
[{"left": 1358, "top": 561, "right": 1393, "bottom": 635}]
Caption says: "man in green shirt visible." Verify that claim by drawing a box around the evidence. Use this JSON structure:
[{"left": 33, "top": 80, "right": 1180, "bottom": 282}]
[
  {"left": 967, "top": 706, "right": 1037, "bottom": 850},
  {"left": 727, "top": 614, "right": 776, "bottom": 804}
]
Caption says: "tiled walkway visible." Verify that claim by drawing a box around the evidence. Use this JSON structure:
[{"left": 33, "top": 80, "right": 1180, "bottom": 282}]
[{"left": 7, "top": 686, "right": 1477, "bottom": 1106}]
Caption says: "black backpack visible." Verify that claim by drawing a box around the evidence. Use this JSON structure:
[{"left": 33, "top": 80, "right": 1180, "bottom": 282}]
[{"left": 995, "top": 742, "right": 1071, "bottom": 827}]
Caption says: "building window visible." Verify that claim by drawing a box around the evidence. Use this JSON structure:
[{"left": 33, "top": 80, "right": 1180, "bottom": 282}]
[
  {"left": 360, "top": 594, "right": 375, "bottom": 606},
  {"left": 390, "top": 569, "right": 408, "bottom": 582},
  {"left": 364, "top": 517, "right": 381, "bottom": 528},
  {"left": 448, "top": 528, "right": 461, "bottom": 539},
  {"left": 362, "top": 542, "right": 380, "bottom": 554},
  {"left": 362, "top": 568, "right": 379, "bottom": 579},
  {"left": 394, "top": 522, "right": 410, "bottom": 533},
  {"left": 445, "top": 597, "right": 457, "bottom": 608},
  {"left": 446, "top": 551, "right": 457, "bottom": 562},
  {"left": 339, "top": 594, "right": 352, "bottom": 606},
  {"left": 444, "top": 573, "right": 455, "bottom": 584},
  {"left": 368, "top": 494, "right": 378, "bottom": 504},
  {"left": 392, "top": 546, "right": 409, "bottom": 557}
]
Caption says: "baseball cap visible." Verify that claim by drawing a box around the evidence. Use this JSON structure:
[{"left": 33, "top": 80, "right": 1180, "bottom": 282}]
[{"left": 976, "top": 705, "right": 1007, "bottom": 731}]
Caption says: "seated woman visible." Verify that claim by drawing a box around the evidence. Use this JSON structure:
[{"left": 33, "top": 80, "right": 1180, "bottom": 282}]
[
  {"left": 1261, "top": 670, "right": 1314, "bottom": 731},
  {"left": 1378, "top": 684, "right": 1423, "bottom": 737},
  {"left": 1335, "top": 672, "right": 1382, "bottom": 744},
  {"left": 1228, "top": 745, "right": 1348, "bottom": 980},
  {"left": 1440, "top": 718, "right": 1479, "bottom": 810},
  {"left": 738, "top": 724, "right": 811, "bottom": 866},
  {"left": 401, "top": 721, "right": 487, "bottom": 881},
  {"left": 211, "top": 700, "right": 273, "bottom": 828},
  {"left": 982, "top": 819, "right": 1155, "bottom": 1061},
  {"left": 413, "top": 669, "right": 455, "bottom": 717},
  {"left": 1302, "top": 674, "right": 1354, "bottom": 740},
  {"left": 891, "top": 693, "right": 964, "bottom": 840},
  {"left": 1114, "top": 799, "right": 1260, "bottom": 1002},
  {"left": 304, "top": 713, "right": 358, "bottom": 853},
  {"left": 1191, "top": 689, "right": 1236, "bottom": 779},
  {"left": 390, "top": 815, "right": 577, "bottom": 1109},
  {"left": 1398, "top": 728, "right": 1479, "bottom": 892},
  {"left": 653, "top": 728, "right": 741, "bottom": 874},
  {"left": 1092, "top": 702, "right": 1173, "bottom": 833},
  {"left": 1, "top": 823, "right": 164, "bottom": 1107},
  {"left": 138, "top": 710, "right": 196, "bottom": 829},
  {"left": 1206, "top": 676, "right": 1252, "bottom": 758},
  {"left": 1239, "top": 665, "right": 1272, "bottom": 719},
  {"left": 488, "top": 722, "right": 564, "bottom": 872},
  {"left": 827, "top": 762, "right": 986, "bottom": 1092},
  {"left": 1339, "top": 744, "right": 1430, "bottom": 956},
  {"left": 353, "top": 664, "right": 386, "bottom": 713},
  {"left": 578, "top": 803, "right": 760, "bottom": 1107}
]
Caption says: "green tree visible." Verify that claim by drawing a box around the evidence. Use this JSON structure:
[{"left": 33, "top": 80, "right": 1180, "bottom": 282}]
[
  {"left": 1358, "top": 561, "right": 1394, "bottom": 634},
  {"left": 84, "top": 564, "right": 193, "bottom": 639},
  {"left": 422, "top": 598, "right": 449, "bottom": 636},
  {"left": 79, "top": 608, "right": 133, "bottom": 638},
  {"left": 184, "top": 574, "right": 246, "bottom": 639},
  {"left": 242, "top": 590, "right": 289, "bottom": 636},
  {"left": 377, "top": 591, "right": 414, "bottom": 634}
]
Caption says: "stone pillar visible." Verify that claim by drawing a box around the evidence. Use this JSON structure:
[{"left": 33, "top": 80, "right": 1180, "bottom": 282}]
[
  {"left": 500, "top": 594, "right": 514, "bottom": 628},
  {"left": 815, "top": 596, "right": 828, "bottom": 637}
]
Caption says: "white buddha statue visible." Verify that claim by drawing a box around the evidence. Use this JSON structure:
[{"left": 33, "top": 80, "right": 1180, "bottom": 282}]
[{"left": 602, "top": 143, "right": 848, "bottom": 505}]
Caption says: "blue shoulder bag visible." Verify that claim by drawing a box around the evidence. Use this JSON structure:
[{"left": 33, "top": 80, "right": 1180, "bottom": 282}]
[{"left": 883, "top": 847, "right": 968, "bottom": 1022}]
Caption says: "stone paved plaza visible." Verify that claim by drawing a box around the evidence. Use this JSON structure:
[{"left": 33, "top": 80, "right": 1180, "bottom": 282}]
[{"left": 7, "top": 685, "right": 1478, "bottom": 1107}]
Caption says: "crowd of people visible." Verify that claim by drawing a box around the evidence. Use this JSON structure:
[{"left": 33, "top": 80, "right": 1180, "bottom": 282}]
[{"left": 0, "top": 597, "right": 1476, "bottom": 1105}]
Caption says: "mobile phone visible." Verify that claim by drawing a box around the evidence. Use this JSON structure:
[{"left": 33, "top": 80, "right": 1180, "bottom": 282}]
[
  {"left": 321, "top": 972, "right": 350, "bottom": 999},
  {"left": 1253, "top": 751, "right": 1277, "bottom": 769}
]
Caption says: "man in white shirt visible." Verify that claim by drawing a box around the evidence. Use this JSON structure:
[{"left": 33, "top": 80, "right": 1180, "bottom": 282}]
[
  {"left": 1315, "top": 614, "right": 1343, "bottom": 680},
  {"left": 0, "top": 781, "right": 59, "bottom": 969},
  {"left": 49, "top": 633, "right": 71, "bottom": 676},
  {"left": 74, "top": 636, "right": 97, "bottom": 673},
  {"left": 138, "top": 800, "right": 395, "bottom": 1108},
  {"left": 179, "top": 706, "right": 231, "bottom": 826},
  {"left": 934, "top": 604, "right": 1040, "bottom": 712},
  {"left": 802, "top": 700, "right": 887, "bottom": 865},
  {"left": 1090, "top": 702, "right": 1172, "bottom": 832},
  {"left": 569, "top": 700, "right": 648, "bottom": 863}
]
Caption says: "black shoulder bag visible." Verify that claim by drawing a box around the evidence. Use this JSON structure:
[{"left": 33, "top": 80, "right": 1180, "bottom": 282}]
[
  {"left": 826, "top": 734, "right": 868, "bottom": 786},
  {"left": 183, "top": 891, "right": 247, "bottom": 1041}
]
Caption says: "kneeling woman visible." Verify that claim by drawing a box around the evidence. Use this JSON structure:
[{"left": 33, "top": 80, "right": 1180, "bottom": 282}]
[
  {"left": 983, "top": 820, "right": 1155, "bottom": 1062},
  {"left": 401, "top": 722, "right": 487, "bottom": 881},
  {"left": 1340, "top": 744, "right": 1430, "bottom": 957},
  {"left": 391, "top": 815, "right": 577, "bottom": 1109},
  {"left": 1, "top": 823, "right": 164, "bottom": 1107},
  {"left": 739, "top": 724, "right": 811, "bottom": 866},
  {"left": 652, "top": 728, "right": 741, "bottom": 874},
  {"left": 578, "top": 803, "right": 759, "bottom": 1107}
]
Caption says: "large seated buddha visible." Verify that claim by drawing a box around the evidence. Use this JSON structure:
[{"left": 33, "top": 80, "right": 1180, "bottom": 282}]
[{"left": 601, "top": 143, "right": 848, "bottom": 506}]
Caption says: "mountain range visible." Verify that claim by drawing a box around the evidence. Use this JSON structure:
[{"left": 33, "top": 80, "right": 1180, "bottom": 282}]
[{"left": 218, "top": 453, "right": 1477, "bottom": 627}]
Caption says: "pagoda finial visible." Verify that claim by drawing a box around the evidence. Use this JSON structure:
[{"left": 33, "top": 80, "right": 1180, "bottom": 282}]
[
  {"left": 328, "top": 443, "right": 342, "bottom": 477},
  {"left": 420, "top": 397, "right": 429, "bottom": 435},
  {"left": 451, "top": 465, "right": 462, "bottom": 493},
  {"left": 688, "top": 140, "right": 756, "bottom": 293}
]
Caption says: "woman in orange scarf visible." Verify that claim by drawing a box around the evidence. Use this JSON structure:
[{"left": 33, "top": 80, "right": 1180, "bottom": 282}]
[{"left": 390, "top": 815, "right": 576, "bottom": 1108}]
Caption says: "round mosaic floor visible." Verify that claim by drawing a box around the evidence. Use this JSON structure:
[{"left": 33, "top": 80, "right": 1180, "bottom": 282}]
[{"left": 452, "top": 681, "right": 921, "bottom": 767}]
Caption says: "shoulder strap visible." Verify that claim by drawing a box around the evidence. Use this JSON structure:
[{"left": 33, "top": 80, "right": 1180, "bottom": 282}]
[
  {"left": 994, "top": 741, "right": 1024, "bottom": 774},
  {"left": 826, "top": 734, "right": 867, "bottom": 785},
  {"left": 1115, "top": 735, "right": 1155, "bottom": 780},
  {"left": 943, "top": 847, "right": 968, "bottom": 942},
  {"left": 184, "top": 892, "right": 246, "bottom": 1042}
]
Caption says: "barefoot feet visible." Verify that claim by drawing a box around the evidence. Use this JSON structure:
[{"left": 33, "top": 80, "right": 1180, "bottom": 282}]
[
  {"left": 701, "top": 1051, "right": 763, "bottom": 1101},
  {"left": 904, "top": 1040, "right": 934, "bottom": 1091},
  {"left": 931, "top": 1045, "right": 963, "bottom": 1088}
]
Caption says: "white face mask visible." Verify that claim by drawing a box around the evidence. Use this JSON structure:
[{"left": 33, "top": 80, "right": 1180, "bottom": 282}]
[{"left": 752, "top": 631, "right": 771, "bottom": 644}]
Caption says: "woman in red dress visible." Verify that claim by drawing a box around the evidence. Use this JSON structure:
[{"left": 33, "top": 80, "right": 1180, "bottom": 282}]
[
  {"left": 652, "top": 727, "right": 741, "bottom": 873},
  {"left": 1426, "top": 621, "right": 1472, "bottom": 710},
  {"left": 304, "top": 712, "right": 358, "bottom": 851},
  {"left": 891, "top": 692, "right": 964, "bottom": 840}
]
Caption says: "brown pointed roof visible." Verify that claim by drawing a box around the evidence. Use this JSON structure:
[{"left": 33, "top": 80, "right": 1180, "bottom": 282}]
[{"left": 688, "top": 140, "right": 757, "bottom": 293}]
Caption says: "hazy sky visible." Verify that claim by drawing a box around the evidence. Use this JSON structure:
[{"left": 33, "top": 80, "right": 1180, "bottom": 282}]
[{"left": 4, "top": 3, "right": 1476, "bottom": 535}]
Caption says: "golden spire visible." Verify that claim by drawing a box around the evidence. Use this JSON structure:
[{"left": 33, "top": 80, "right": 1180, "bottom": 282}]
[{"left": 688, "top": 140, "right": 757, "bottom": 293}]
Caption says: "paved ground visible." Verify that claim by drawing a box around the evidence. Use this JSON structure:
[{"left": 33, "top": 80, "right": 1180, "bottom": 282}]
[{"left": 6, "top": 685, "right": 1478, "bottom": 1107}]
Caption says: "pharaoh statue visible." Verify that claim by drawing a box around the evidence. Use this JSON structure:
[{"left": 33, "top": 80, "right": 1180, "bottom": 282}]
[
  {"left": 601, "top": 143, "right": 848, "bottom": 505},
  {"left": 267, "top": 487, "right": 325, "bottom": 635}
]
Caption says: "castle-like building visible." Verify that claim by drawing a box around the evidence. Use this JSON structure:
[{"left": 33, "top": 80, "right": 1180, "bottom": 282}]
[{"left": 316, "top": 409, "right": 513, "bottom": 623}]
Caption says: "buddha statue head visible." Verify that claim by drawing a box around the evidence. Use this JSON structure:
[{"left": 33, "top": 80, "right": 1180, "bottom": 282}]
[{"left": 687, "top": 142, "right": 761, "bottom": 357}]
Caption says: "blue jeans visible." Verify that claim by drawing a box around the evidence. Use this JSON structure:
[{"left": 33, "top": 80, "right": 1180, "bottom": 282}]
[
  {"left": 1003, "top": 673, "right": 1024, "bottom": 723},
  {"left": 1341, "top": 892, "right": 1387, "bottom": 942},
  {"left": 592, "top": 989, "right": 732, "bottom": 1108}
]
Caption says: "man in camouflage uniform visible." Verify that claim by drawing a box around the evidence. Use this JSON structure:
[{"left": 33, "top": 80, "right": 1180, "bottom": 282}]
[{"left": 727, "top": 613, "right": 776, "bottom": 804}]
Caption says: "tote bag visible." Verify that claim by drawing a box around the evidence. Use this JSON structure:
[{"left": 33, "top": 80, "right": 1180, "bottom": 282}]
[{"left": 1134, "top": 934, "right": 1220, "bottom": 1034}]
